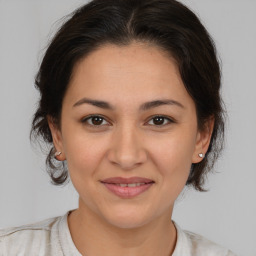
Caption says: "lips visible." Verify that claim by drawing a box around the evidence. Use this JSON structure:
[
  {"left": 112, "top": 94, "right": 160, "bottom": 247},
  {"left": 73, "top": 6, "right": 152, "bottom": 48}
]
[
  {"left": 100, "top": 177, "right": 155, "bottom": 198},
  {"left": 101, "top": 176, "right": 154, "bottom": 184}
]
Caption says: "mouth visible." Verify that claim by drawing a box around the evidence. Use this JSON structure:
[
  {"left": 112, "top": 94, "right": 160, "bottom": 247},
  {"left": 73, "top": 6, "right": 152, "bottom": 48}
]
[
  {"left": 100, "top": 176, "right": 155, "bottom": 184},
  {"left": 100, "top": 176, "right": 155, "bottom": 198},
  {"left": 101, "top": 182, "right": 154, "bottom": 187}
]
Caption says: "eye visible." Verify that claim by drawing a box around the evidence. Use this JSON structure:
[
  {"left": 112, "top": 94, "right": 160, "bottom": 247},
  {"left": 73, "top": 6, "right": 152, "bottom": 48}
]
[
  {"left": 81, "top": 115, "right": 174, "bottom": 129},
  {"left": 81, "top": 115, "right": 110, "bottom": 128},
  {"left": 147, "top": 115, "right": 174, "bottom": 127}
]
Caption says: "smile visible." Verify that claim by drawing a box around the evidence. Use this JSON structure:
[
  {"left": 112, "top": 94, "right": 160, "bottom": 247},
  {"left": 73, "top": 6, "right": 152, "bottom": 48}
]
[
  {"left": 110, "top": 182, "right": 148, "bottom": 187},
  {"left": 101, "top": 182, "right": 154, "bottom": 198}
]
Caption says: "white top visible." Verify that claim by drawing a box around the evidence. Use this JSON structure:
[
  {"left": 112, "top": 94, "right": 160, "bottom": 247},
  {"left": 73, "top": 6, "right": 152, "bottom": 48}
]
[{"left": 0, "top": 210, "right": 237, "bottom": 256}]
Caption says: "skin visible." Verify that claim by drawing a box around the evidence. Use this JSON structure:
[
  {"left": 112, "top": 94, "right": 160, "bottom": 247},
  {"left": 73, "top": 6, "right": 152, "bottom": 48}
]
[{"left": 48, "top": 42, "right": 214, "bottom": 256}]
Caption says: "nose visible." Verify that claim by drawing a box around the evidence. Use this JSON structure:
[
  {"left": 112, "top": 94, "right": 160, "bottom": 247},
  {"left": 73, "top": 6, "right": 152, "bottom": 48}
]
[{"left": 107, "top": 124, "right": 148, "bottom": 170}]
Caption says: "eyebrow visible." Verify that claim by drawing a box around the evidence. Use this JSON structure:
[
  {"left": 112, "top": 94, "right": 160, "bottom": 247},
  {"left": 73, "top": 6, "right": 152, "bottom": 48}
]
[{"left": 73, "top": 97, "right": 185, "bottom": 111}]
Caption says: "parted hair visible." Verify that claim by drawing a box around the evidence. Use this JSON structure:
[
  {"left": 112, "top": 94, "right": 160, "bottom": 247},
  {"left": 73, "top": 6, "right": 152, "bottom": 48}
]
[{"left": 31, "top": 0, "right": 225, "bottom": 191}]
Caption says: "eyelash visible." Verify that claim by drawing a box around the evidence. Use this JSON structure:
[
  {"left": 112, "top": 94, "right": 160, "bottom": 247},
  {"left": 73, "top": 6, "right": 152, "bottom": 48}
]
[{"left": 81, "top": 115, "right": 175, "bottom": 129}]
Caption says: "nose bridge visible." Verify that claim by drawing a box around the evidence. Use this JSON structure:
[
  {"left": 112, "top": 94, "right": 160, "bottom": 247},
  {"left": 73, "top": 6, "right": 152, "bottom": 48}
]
[{"left": 107, "top": 120, "right": 147, "bottom": 169}]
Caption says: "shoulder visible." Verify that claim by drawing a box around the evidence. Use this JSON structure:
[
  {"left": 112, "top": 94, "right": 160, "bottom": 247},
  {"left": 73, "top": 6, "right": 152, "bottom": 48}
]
[
  {"left": 0, "top": 215, "right": 58, "bottom": 236},
  {"left": 0, "top": 214, "right": 63, "bottom": 255},
  {"left": 173, "top": 222, "right": 237, "bottom": 256}
]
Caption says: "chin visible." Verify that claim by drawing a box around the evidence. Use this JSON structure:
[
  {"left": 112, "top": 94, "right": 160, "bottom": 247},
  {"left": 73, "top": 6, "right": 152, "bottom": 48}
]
[
  {"left": 108, "top": 218, "right": 150, "bottom": 229},
  {"left": 103, "top": 208, "right": 154, "bottom": 229}
]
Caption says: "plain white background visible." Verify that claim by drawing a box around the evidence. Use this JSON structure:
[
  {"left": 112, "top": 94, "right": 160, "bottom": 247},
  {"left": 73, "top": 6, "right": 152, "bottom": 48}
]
[{"left": 0, "top": 1, "right": 255, "bottom": 255}]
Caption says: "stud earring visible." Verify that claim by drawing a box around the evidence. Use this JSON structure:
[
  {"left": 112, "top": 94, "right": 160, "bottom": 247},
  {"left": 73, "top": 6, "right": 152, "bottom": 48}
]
[
  {"left": 54, "top": 151, "right": 62, "bottom": 157},
  {"left": 54, "top": 151, "right": 62, "bottom": 160},
  {"left": 198, "top": 153, "right": 204, "bottom": 158}
]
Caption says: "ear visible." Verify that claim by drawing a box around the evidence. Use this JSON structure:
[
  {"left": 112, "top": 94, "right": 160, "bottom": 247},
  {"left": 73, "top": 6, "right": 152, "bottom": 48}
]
[
  {"left": 192, "top": 117, "right": 215, "bottom": 164},
  {"left": 47, "top": 115, "right": 66, "bottom": 161}
]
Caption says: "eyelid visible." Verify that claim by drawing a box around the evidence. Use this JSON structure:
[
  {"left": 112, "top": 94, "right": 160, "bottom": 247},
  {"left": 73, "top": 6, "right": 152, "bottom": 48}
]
[
  {"left": 146, "top": 115, "right": 175, "bottom": 126},
  {"left": 81, "top": 114, "right": 110, "bottom": 128},
  {"left": 81, "top": 114, "right": 176, "bottom": 128}
]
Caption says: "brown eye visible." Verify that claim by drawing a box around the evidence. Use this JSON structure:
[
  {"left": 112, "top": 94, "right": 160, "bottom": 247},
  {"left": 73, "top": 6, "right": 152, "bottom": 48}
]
[
  {"left": 153, "top": 116, "right": 165, "bottom": 125},
  {"left": 91, "top": 116, "right": 104, "bottom": 125},
  {"left": 148, "top": 115, "right": 174, "bottom": 127},
  {"left": 81, "top": 115, "right": 174, "bottom": 129},
  {"left": 81, "top": 115, "right": 109, "bottom": 128}
]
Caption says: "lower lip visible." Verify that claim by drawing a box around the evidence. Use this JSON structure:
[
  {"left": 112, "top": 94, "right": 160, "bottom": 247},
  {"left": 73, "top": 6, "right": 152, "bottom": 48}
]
[{"left": 102, "top": 182, "right": 154, "bottom": 198}]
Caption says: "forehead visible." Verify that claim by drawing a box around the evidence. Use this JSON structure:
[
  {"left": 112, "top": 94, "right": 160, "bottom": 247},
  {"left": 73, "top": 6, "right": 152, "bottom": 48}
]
[{"left": 65, "top": 42, "right": 194, "bottom": 109}]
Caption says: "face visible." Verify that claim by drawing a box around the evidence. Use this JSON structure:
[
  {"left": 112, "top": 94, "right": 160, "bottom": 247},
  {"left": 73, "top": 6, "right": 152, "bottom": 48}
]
[{"left": 49, "top": 42, "right": 212, "bottom": 229}]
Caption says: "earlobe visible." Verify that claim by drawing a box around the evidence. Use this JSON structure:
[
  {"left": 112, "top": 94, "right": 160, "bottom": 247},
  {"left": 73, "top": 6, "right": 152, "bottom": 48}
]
[
  {"left": 47, "top": 115, "right": 66, "bottom": 161},
  {"left": 192, "top": 117, "right": 214, "bottom": 163}
]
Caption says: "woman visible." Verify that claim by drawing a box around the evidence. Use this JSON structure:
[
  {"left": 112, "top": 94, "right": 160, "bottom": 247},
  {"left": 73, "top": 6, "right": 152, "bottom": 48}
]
[{"left": 0, "top": 0, "right": 237, "bottom": 255}]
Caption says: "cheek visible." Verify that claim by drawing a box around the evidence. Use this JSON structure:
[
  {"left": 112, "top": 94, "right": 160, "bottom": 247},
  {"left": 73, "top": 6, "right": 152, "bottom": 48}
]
[
  {"left": 66, "top": 144, "right": 100, "bottom": 172},
  {"left": 63, "top": 136, "right": 103, "bottom": 206},
  {"left": 61, "top": 128, "right": 103, "bottom": 180},
  {"left": 150, "top": 131, "right": 196, "bottom": 185},
  {"left": 153, "top": 129, "right": 196, "bottom": 162}
]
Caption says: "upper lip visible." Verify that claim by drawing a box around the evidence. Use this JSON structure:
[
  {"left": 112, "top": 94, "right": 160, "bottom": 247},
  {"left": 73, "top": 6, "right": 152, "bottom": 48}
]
[{"left": 101, "top": 176, "right": 154, "bottom": 184}]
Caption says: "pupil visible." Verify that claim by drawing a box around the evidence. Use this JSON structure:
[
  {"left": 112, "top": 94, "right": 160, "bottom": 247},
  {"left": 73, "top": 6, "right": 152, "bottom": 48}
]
[
  {"left": 92, "top": 117, "right": 103, "bottom": 125},
  {"left": 154, "top": 117, "right": 164, "bottom": 125}
]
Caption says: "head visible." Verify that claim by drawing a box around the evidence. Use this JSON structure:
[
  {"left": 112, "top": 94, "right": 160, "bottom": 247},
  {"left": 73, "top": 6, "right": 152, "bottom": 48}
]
[{"left": 31, "top": 0, "right": 224, "bottom": 204}]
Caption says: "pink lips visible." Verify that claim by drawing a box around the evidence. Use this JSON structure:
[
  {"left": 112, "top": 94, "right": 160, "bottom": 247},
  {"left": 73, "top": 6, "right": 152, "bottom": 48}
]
[{"left": 101, "top": 176, "right": 155, "bottom": 199}]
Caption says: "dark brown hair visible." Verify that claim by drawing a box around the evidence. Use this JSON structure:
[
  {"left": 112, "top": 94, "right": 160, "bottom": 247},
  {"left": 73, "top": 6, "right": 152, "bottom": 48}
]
[{"left": 31, "top": 0, "right": 225, "bottom": 191}]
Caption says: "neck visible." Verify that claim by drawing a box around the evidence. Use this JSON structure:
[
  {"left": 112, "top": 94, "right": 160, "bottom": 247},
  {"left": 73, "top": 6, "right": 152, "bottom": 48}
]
[{"left": 68, "top": 198, "right": 177, "bottom": 256}]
